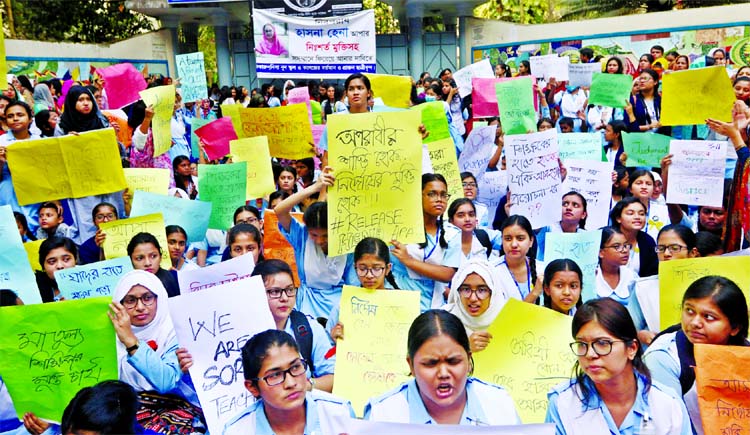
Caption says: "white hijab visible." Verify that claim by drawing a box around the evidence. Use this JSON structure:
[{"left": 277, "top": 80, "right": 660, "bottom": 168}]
[
  {"left": 113, "top": 269, "right": 176, "bottom": 391},
  {"left": 444, "top": 259, "right": 506, "bottom": 334}
]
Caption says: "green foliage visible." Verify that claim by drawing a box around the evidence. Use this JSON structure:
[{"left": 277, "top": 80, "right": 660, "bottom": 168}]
[
  {"left": 197, "top": 25, "right": 218, "bottom": 85},
  {"left": 4, "top": 0, "right": 153, "bottom": 43},
  {"left": 474, "top": 0, "right": 549, "bottom": 24},
  {"left": 363, "top": 0, "right": 400, "bottom": 34}
]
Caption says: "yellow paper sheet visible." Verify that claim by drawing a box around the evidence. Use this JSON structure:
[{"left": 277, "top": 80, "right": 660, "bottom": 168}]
[
  {"left": 694, "top": 344, "right": 750, "bottom": 435},
  {"left": 426, "top": 137, "right": 463, "bottom": 201},
  {"left": 139, "top": 85, "right": 176, "bottom": 157},
  {"left": 0, "top": 14, "right": 6, "bottom": 80},
  {"left": 6, "top": 128, "right": 127, "bottom": 205},
  {"left": 100, "top": 213, "right": 171, "bottom": 270},
  {"left": 327, "top": 111, "right": 425, "bottom": 256},
  {"left": 23, "top": 240, "right": 44, "bottom": 272},
  {"left": 473, "top": 299, "right": 576, "bottom": 423},
  {"left": 220, "top": 103, "right": 244, "bottom": 137},
  {"left": 333, "top": 285, "right": 421, "bottom": 416},
  {"left": 661, "top": 66, "right": 735, "bottom": 126},
  {"left": 367, "top": 73, "right": 412, "bottom": 108},
  {"left": 237, "top": 104, "right": 314, "bottom": 160},
  {"left": 659, "top": 257, "right": 750, "bottom": 329},
  {"left": 229, "top": 137, "right": 276, "bottom": 200},
  {"left": 124, "top": 168, "right": 170, "bottom": 196}
]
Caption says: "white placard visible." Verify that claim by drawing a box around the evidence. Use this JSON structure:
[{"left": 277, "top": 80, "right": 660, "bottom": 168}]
[
  {"left": 325, "top": 413, "right": 555, "bottom": 434},
  {"left": 458, "top": 125, "right": 497, "bottom": 176},
  {"left": 169, "top": 276, "right": 275, "bottom": 435},
  {"left": 567, "top": 62, "right": 602, "bottom": 87},
  {"left": 666, "top": 140, "right": 726, "bottom": 207},
  {"left": 477, "top": 170, "right": 508, "bottom": 226},
  {"left": 505, "top": 129, "right": 562, "bottom": 228},
  {"left": 562, "top": 158, "right": 615, "bottom": 229},
  {"left": 177, "top": 252, "right": 255, "bottom": 293},
  {"left": 453, "top": 58, "right": 495, "bottom": 98},
  {"left": 530, "top": 54, "right": 569, "bottom": 82}
]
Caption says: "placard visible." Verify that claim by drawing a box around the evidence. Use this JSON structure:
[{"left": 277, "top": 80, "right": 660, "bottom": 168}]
[{"left": 666, "top": 140, "right": 726, "bottom": 207}]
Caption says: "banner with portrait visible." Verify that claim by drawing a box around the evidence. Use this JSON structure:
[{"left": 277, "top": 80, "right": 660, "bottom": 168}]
[{"left": 253, "top": 8, "right": 376, "bottom": 78}]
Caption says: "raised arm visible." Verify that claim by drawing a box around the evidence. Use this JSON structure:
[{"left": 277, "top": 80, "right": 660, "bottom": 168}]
[{"left": 274, "top": 167, "right": 334, "bottom": 231}]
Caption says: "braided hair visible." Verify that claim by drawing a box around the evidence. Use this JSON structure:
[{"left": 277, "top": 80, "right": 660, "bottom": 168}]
[{"left": 419, "top": 173, "right": 449, "bottom": 250}]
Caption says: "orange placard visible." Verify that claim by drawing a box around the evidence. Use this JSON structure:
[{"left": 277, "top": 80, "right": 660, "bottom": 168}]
[
  {"left": 263, "top": 210, "right": 304, "bottom": 287},
  {"left": 695, "top": 344, "right": 750, "bottom": 434}
]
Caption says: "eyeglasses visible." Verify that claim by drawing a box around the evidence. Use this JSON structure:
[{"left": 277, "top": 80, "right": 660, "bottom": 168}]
[
  {"left": 655, "top": 244, "right": 687, "bottom": 254},
  {"left": 266, "top": 286, "right": 297, "bottom": 299},
  {"left": 462, "top": 182, "right": 477, "bottom": 189},
  {"left": 236, "top": 217, "right": 259, "bottom": 225},
  {"left": 569, "top": 339, "right": 629, "bottom": 357},
  {"left": 426, "top": 192, "right": 451, "bottom": 201},
  {"left": 253, "top": 359, "right": 308, "bottom": 386},
  {"left": 457, "top": 285, "right": 492, "bottom": 300},
  {"left": 356, "top": 266, "right": 385, "bottom": 277},
  {"left": 121, "top": 293, "right": 157, "bottom": 309},
  {"left": 95, "top": 213, "right": 116, "bottom": 221},
  {"left": 604, "top": 243, "right": 632, "bottom": 253}
]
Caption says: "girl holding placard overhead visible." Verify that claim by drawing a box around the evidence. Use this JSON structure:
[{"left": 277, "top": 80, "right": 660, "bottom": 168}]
[
  {"left": 645, "top": 276, "right": 749, "bottom": 435},
  {"left": 224, "top": 329, "right": 354, "bottom": 435},
  {"left": 390, "top": 174, "right": 461, "bottom": 311},
  {"left": 546, "top": 298, "right": 690, "bottom": 435},
  {"left": 364, "top": 310, "right": 521, "bottom": 425},
  {"left": 274, "top": 169, "right": 354, "bottom": 320}
]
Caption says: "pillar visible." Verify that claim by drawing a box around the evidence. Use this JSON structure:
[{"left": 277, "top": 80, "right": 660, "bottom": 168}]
[
  {"left": 407, "top": 3, "right": 424, "bottom": 79},
  {"left": 213, "top": 15, "right": 232, "bottom": 87},
  {"left": 181, "top": 22, "right": 200, "bottom": 54},
  {"left": 456, "top": 4, "right": 473, "bottom": 68},
  {"left": 161, "top": 15, "right": 181, "bottom": 57}
]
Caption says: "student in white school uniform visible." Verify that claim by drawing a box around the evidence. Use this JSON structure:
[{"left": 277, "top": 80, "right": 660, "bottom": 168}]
[
  {"left": 459, "top": 172, "right": 490, "bottom": 228},
  {"left": 224, "top": 330, "right": 354, "bottom": 435},
  {"left": 535, "top": 191, "right": 589, "bottom": 262},
  {"left": 546, "top": 298, "right": 690, "bottom": 435},
  {"left": 595, "top": 227, "right": 637, "bottom": 307},
  {"left": 447, "top": 198, "right": 502, "bottom": 265},
  {"left": 489, "top": 215, "right": 545, "bottom": 304},
  {"left": 364, "top": 310, "right": 520, "bottom": 425}
]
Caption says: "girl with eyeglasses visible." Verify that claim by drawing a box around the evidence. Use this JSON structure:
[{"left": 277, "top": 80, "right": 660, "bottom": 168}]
[
  {"left": 329, "top": 237, "right": 399, "bottom": 341},
  {"left": 78, "top": 202, "right": 118, "bottom": 265},
  {"left": 224, "top": 329, "right": 354, "bottom": 434},
  {"left": 595, "top": 227, "right": 637, "bottom": 307},
  {"left": 108, "top": 270, "right": 202, "bottom": 425},
  {"left": 391, "top": 174, "right": 461, "bottom": 311},
  {"left": 365, "top": 310, "right": 520, "bottom": 425},
  {"left": 546, "top": 298, "right": 690, "bottom": 434},
  {"left": 250, "top": 259, "right": 336, "bottom": 393},
  {"left": 443, "top": 259, "right": 506, "bottom": 352},
  {"left": 628, "top": 225, "right": 698, "bottom": 346},
  {"left": 644, "top": 276, "right": 748, "bottom": 435}
]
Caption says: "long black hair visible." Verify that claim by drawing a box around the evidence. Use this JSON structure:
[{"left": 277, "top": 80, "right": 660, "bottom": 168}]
[
  {"left": 354, "top": 237, "right": 399, "bottom": 289},
  {"left": 420, "top": 173, "right": 448, "bottom": 250},
  {"left": 499, "top": 215, "right": 538, "bottom": 289}
]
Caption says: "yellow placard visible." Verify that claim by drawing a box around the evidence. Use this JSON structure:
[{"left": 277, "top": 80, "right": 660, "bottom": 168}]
[
  {"left": 0, "top": 14, "right": 6, "bottom": 80},
  {"left": 659, "top": 256, "right": 750, "bottom": 330},
  {"left": 23, "top": 240, "right": 44, "bottom": 272},
  {"left": 99, "top": 213, "right": 171, "bottom": 270},
  {"left": 220, "top": 103, "right": 244, "bottom": 137},
  {"left": 123, "top": 168, "right": 170, "bottom": 196},
  {"left": 6, "top": 128, "right": 127, "bottom": 205},
  {"left": 426, "top": 137, "right": 463, "bottom": 201},
  {"left": 327, "top": 111, "right": 425, "bottom": 256},
  {"left": 139, "top": 85, "right": 176, "bottom": 157},
  {"left": 236, "top": 104, "right": 314, "bottom": 160},
  {"left": 229, "top": 137, "right": 276, "bottom": 200},
  {"left": 473, "top": 299, "right": 576, "bottom": 423},
  {"left": 661, "top": 66, "right": 735, "bottom": 126},
  {"left": 367, "top": 73, "right": 412, "bottom": 108},
  {"left": 333, "top": 285, "right": 421, "bottom": 416}
]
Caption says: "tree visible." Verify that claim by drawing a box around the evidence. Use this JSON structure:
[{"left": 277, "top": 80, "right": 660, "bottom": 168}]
[
  {"left": 556, "top": 0, "right": 750, "bottom": 21},
  {"left": 474, "top": 0, "right": 549, "bottom": 24},
  {"left": 363, "top": 0, "right": 400, "bottom": 34},
  {"left": 3, "top": 0, "right": 153, "bottom": 43}
]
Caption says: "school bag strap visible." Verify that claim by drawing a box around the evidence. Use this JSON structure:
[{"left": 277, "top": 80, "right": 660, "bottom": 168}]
[
  {"left": 653, "top": 324, "right": 694, "bottom": 396},
  {"left": 474, "top": 229, "right": 492, "bottom": 258},
  {"left": 290, "top": 309, "right": 315, "bottom": 375}
]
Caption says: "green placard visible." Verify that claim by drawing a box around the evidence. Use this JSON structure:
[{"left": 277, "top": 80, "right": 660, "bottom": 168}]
[
  {"left": 622, "top": 131, "right": 673, "bottom": 168},
  {"left": 198, "top": 162, "right": 247, "bottom": 230},
  {"left": 588, "top": 73, "right": 633, "bottom": 108},
  {"left": 0, "top": 297, "right": 117, "bottom": 422},
  {"left": 495, "top": 77, "right": 537, "bottom": 135},
  {"left": 413, "top": 101, "right": 451, "bottom": 143}
]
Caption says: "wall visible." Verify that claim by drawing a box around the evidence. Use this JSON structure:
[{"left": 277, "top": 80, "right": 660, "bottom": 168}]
[
  {"left": 466, "top": 4, "right": 750, "bottom": 73},
  {"left": 5, "top": 29, "right": 175, "bottom": 81}
]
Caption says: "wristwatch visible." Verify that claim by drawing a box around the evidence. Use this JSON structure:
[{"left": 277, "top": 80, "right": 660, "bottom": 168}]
[{"left": 126, "top": 343, "right": 139, "bottom": 355}]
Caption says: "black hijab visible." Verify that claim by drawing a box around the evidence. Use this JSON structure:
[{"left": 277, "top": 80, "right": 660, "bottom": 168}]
[{"left": 58, "top": 85, "right": 108, "bottom": 133}]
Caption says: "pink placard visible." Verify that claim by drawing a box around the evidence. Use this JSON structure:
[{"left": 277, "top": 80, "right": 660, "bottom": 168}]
[
  {"left": 96, "top": 63, "right": 148, "bottom": 109},
  {"left": 472, "top": 76, "right": 539, "bottom": 118},
  {"left": 195, "top": 117, "right": 238, "bottom": 161},
  {"left": 311, "top": 124, "right": 325, "bottom": 147},
  {"left": 287, "top": 87, "right": 312, "bottom": 124}
]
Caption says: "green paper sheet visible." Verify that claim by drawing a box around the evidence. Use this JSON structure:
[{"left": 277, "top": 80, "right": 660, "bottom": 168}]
[
  {"left": 495, "top": 77, "right": 537, "bottom": 135},
  {"left": 622, "top": 131, "right": 673, "bottom": 168},
  {"left": 198, "top": 162, "right": 247, "bottom": 230},
  {"left": 588, "top": 73, "right": 633, "bottom": 108},
  {"left": 413, "top": 101, "right": 451, "bottom": 143}
]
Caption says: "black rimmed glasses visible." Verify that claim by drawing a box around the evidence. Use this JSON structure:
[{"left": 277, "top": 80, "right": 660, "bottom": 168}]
[{"left": 253, "top": 359, "right": 308, "bottom": 386}]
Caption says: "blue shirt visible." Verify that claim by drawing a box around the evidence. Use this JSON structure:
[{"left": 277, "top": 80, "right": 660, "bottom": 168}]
[{"left": 282, "top": 313, "right": 336, "bottom": 378}]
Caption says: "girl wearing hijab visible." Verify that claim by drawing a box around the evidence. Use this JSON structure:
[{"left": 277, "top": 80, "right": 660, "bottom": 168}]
[
  {"left": 32, "top": 84, "right": 56, "bottom": 115},
  {"left": 443, "top": 259, "right": 506, "bottom": 353},
  {"left": 109, "top": 270, "right": 202, "bottom": 430},
  {"left": 55, "top": 85, "right": 109, "bottom": 136},
  {"left": 255, "top": 23, "right": 288, "bottom": 56}
]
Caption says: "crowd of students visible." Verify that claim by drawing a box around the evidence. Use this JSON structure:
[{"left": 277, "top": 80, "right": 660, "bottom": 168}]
[{"left": 0, "top": 44, "right": 749, "bottom": 435}]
